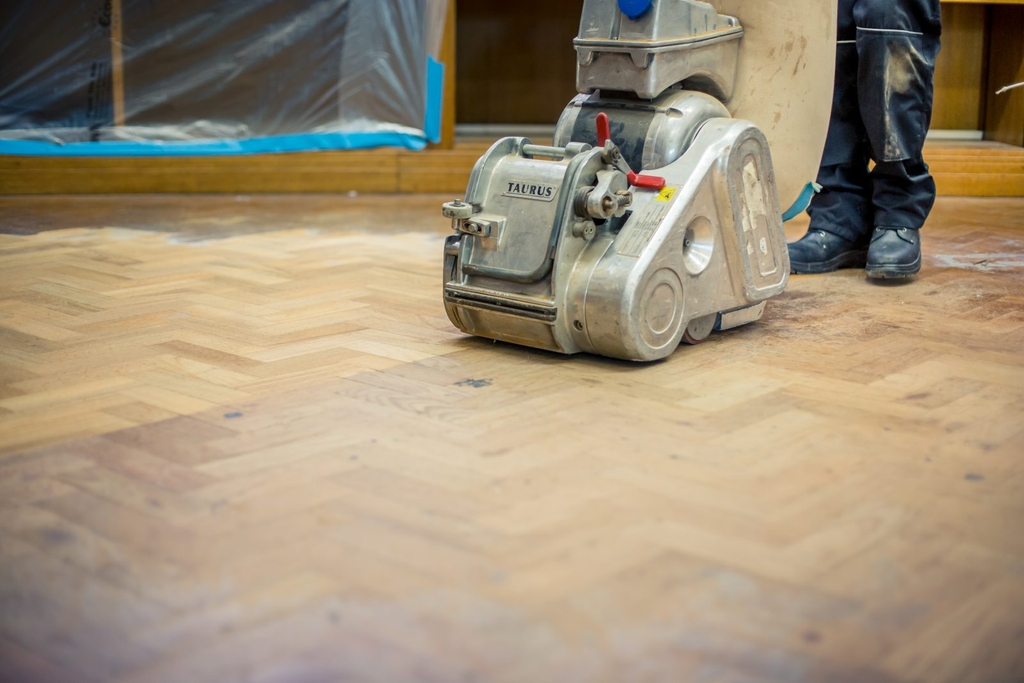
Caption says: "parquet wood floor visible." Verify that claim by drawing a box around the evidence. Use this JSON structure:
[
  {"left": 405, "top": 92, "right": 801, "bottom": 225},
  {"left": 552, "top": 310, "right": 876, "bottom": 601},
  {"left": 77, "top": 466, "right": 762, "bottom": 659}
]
[{"left": 1, "top": 194, "right": 1023, "bottom": 683}]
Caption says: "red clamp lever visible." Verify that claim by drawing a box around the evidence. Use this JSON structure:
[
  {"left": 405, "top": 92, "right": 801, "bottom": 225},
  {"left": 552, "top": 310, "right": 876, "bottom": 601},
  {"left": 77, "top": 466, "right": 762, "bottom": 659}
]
[
  {"left": 595, "top": 111, "right": 666, "bottom": 191},
  {"left": 596, "top": 112, "right": 611, "bottom": 147},
  {"left": 627, "top": 171, "right": 667, "bottom": 191}
]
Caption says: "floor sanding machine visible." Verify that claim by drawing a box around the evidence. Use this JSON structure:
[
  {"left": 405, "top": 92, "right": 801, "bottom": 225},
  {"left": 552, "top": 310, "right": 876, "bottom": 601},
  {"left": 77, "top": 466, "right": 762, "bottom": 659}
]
[{"left": 442, "top": 0, "right": 836, "bottom": 361}]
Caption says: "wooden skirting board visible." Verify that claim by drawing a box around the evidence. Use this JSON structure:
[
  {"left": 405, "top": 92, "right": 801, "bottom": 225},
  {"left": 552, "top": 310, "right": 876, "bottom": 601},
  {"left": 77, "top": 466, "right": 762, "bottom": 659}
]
[
  {"left": 1, "top": 140, "right": 1022, "bottom": 197},
  {"left": 928, "top": 141, "right": 1024, "bottom": 197}
]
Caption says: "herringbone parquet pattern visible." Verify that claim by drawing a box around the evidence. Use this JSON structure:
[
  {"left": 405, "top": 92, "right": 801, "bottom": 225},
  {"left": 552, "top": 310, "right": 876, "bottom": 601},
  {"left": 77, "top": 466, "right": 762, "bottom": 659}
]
[{"left": 1, "top": 195, "right": 1023, "bottom": 683}]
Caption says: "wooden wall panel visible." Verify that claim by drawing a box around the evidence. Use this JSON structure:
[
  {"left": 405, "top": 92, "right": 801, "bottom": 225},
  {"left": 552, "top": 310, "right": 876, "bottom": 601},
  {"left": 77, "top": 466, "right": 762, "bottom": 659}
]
[
  {"left": 455, "top": 0, "right": 580, "bottom": 124},
  {"left": 932, "top": 4, "right": 988, "bottom": 130},
  {"left": 455, "top": 1, "right": 994, "bottom": 132},
  {"left": 984, "top": 6, "right": 1024, "bottom": 145}
]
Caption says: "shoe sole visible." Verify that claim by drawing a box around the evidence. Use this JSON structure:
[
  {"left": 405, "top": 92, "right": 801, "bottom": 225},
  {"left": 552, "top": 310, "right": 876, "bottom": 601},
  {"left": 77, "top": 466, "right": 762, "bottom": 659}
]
[
  {"left": 791, "top": 249, "right": 868, "bottom": 275},
  {"left": 866, "top": 254, "right": 922, "bottom": 279}
]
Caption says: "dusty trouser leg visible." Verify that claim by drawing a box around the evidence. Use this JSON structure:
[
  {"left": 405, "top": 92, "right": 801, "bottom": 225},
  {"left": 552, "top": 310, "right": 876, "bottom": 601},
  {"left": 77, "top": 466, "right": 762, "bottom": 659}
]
[
  {"left": 854, "top": 0, "right": 941, "bottom": 231},
  {"left": 852, "top": 0, "right": 940, "bottom": 277},
  {"left": 870, "top": 158, "right": 937, "bottom": 229},
  {"left": 808, "top": 152, "right": 873, "bottom": 245},
  {"left": 790, "top": 0, "right": 873, "bottom": 274},
  {"left": 806, "top": 0, "right": 873, "bottom": 244}
]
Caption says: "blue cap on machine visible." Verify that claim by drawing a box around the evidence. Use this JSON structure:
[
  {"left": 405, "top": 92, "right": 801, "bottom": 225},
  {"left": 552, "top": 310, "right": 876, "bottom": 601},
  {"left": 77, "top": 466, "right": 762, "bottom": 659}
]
[{"left": 618, "top": 0, "right": 654, "bottom": 20}]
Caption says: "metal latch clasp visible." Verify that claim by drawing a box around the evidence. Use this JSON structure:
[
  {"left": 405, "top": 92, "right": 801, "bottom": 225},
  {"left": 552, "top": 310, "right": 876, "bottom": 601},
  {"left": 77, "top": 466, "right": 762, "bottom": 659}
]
[
  {"left": 442, "top": 198, "right": 485, "bottom": 235},
  {"left": 460, "top": 215, "right": 505, "bottom": 238}
]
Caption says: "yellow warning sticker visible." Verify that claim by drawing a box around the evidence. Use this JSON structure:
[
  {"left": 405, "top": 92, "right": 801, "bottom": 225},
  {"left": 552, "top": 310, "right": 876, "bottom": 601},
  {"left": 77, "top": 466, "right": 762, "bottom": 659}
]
[{"left": 655, "top": 186, "right": 677, "bottom": 202}]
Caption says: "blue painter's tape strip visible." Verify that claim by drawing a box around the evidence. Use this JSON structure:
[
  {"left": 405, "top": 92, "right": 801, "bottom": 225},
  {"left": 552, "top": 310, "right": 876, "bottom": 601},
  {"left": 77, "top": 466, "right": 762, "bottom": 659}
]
[
  {"left": 0, "top": 130, "right": 428, "bottom": 157},
  {"left": 424, "top": 56, "right": 445, "bottom": 145},
  {"left": 782, "top": 181, "right": 823, "bottom": 222}
]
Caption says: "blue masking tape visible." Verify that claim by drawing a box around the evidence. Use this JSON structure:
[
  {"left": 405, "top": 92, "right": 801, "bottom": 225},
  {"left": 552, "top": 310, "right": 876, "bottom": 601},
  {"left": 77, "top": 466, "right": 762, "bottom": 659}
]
[
  {"left": 425, "top": 56, "right": 445, "bottom": 145},
  {"left": 0, "top": 131, "right": 428, "bottom": 157}
]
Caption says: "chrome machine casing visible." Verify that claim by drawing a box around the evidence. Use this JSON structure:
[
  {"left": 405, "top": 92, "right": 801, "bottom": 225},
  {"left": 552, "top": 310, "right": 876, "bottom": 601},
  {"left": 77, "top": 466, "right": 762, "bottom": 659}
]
[{"left": 442, "top": 0, "right": 836, "bottom": 361}]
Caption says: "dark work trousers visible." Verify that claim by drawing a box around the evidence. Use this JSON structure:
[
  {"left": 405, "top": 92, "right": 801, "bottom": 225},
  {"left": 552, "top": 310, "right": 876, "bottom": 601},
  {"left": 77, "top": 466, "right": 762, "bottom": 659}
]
[{"left": 807, "top": 0, "right": 942, "bottom": 243}]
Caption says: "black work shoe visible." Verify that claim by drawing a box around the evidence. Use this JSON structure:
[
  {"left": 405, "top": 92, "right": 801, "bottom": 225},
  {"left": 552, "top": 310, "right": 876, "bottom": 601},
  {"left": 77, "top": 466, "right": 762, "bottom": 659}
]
[
  {"left": 866, "top": 227, "right": 921, "bottom": 279},
  {"left": 788, "top": 229, "right": 868, "bottom": 274}
]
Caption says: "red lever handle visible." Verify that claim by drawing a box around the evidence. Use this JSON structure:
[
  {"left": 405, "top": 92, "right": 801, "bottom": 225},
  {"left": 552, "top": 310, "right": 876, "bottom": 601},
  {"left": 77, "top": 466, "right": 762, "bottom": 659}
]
[
  {"left": 597, "top": 111, "right": 667, "bottom": 191},
  {"left": 628, "top": 171, "right": 667, "bottom": 191},
  {"left": 596, "top": 112, "right": 611, "bottom": 147}
]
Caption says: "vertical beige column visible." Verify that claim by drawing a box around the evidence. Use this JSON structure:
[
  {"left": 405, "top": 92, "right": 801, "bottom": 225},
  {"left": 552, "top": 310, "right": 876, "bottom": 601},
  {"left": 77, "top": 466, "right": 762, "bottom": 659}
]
[
  {"left": 110, "top": 0, "right": 126, "bottom": 127},
  {"left": 707, "top": 0, "right": 837, "bottom": 209}
]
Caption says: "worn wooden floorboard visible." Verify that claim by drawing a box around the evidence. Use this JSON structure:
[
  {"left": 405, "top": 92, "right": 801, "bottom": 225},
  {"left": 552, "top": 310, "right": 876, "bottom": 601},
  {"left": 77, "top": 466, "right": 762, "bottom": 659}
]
[{"left": 0, "top": 195, "right": 1022, "bottom": 683}]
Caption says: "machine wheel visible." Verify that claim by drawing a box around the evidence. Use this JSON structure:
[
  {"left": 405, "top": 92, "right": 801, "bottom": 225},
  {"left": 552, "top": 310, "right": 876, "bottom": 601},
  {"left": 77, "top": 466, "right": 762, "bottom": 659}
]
[{"left": 682, "top": 314, "right": 717, "bottom": 345}]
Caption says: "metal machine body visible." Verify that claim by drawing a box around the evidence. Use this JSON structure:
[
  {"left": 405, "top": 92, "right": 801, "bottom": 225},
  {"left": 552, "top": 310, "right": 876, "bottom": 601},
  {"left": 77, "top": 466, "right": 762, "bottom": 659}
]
[
  {"left": 442, "top": 0, "right": 834, "bottom": 362},
  {"left": 575, "top": 0, "right": 743, "bottom": 100}
]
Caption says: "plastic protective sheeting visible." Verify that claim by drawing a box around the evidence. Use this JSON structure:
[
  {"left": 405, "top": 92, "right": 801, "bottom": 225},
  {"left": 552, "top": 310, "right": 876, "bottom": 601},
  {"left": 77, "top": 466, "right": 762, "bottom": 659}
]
[{"left": 0, "top": 0, "right": 449, "bottom": 155}]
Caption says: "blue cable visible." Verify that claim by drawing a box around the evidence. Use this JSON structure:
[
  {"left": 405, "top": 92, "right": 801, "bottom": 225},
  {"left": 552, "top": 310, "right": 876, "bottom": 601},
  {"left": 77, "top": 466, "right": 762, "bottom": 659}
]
[{"left": 782, "top": 182, "right": 823, "bottom": 222}]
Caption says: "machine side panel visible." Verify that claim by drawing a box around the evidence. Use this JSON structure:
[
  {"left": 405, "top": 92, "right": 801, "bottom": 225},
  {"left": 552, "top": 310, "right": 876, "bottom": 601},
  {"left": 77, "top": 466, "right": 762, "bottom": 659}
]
[
  {"left": 575, "top": 119, "right": 789, "bottom": 362},
  {"left": 709, "top": 122, "right": 790, "bottom": 301}
]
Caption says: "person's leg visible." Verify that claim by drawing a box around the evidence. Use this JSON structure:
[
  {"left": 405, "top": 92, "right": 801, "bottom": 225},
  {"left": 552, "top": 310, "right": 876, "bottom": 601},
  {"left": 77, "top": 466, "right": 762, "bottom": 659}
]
[
  {"left": 865, "top": 158, "right": 936, "bottom": 276},
  {"left": 790, "top": 0, "right": 874, "bottom": 274},
  {"left": 791, "top": 158, "right": 874, "bottom": 274},
  {"left": 853, "top": 0, "right": 941, "bottom": 278}
]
